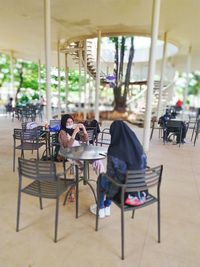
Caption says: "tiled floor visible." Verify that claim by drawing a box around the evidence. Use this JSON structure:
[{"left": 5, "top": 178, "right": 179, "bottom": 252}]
[{"left": 0, "top": 116, "right": 200, "bottom": 267}]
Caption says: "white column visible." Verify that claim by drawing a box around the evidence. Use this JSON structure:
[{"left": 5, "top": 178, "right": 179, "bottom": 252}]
[
  {"left": 65, "top": 53, "right": 69, "bottom": 112},
  {"left": 183, "top": 46, "right": 192, "bottom": 115},
  {"left": 143, "top": 0, "right": 161, "bottom": 152},
  {"left": 84, "top": 40, "right": 88, "bottom": 120},
  {"left": 44, "top": 0, "right": 52, "bottom": 121},
  {"left": 78, "top": 47, "right": 82, "bottom": 113},
  {"left": 95, "top": 30, "right": 101, "bottom": 121},
  {"left": 157, "top": 32, "right": 168, "bottom": 119},
  {"left": 10, "top": 51, "right": 14, "bottom": 97},
  {"left": 38, "top": 59, "right": 41, "bottom": 98},
  {"left": 57, "top": 40, "right": 61, "bottom": 118}
]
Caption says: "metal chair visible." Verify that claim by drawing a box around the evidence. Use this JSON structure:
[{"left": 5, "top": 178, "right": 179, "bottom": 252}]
[
  {"left": 95, "top": 165, "right": 163, "bottom": 260},
  {"left": 150, "top": 119, "right": 164, "bottom": 141},
  {"left": 13, "top": 128, "right": 45, "bottom": 171},
  {"left": 16, "top": 158, "right": 74, "bottom": 242},
  {"left": 97, "top": 128, "right": 111, "bottom": 146},
  {"left": 86, "top": 128, "right": 96, "bottom": 145},
  {"left": 164, "top": 120, "right": 184, "bottom": 147}
]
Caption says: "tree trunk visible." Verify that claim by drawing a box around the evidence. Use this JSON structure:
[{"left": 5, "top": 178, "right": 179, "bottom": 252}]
[
  {"left": 15, "top": 69, "right": 23, "bottom": 104},
  {"left": 124, "top": 37, "right": 134, "bottom": 99}
]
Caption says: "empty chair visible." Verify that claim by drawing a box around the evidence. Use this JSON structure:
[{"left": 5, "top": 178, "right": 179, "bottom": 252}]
[
  {"left": 95, "top": 165, "right": 163, "bottom": 260},
  {"left": 150, "top": 118, "right": 164, "bottom": 141},
  {"left": 13, "top": 128, "right": 45, "bottom": 171},
  {"left": 16, "top": 158, "right": 74, "bottom": 242}
]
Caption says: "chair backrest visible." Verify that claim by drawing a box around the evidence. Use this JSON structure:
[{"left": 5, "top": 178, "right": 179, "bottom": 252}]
[
  {"left": 166, "top": 120, "right": 182, "bottom": 128},
  {"left": 18, "top": 158, "right": 57, "bottom": 181},
  {"left": 13, "top": 128, "right": 23, "bottom": 140},
  {"left": 98, "top": 128, "right": 111, "bottom": 146},
  {"left": 22, "top": 128, "right": 41, "bottom": 141},
  {"left": 125, "top": 165, "right": 163, "bottom": 193},
  {"left": 86, "top": 128, "right": 95, "bottom": 144}
]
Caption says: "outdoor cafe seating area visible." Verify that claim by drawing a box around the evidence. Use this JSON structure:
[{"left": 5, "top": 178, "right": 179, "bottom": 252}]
[{"left": 1, "top": 112, "right": 200, "bottom": 266}]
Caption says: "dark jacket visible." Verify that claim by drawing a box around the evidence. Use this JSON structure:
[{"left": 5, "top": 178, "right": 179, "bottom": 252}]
[{"left": 106, "top": 154, "right": 147, "bottom": 198}]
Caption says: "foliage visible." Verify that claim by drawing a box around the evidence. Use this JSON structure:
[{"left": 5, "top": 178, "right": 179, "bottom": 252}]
[
  {"left": 0, "top": 53, "right": 82, "bottom": 105},
  {"left": 0, "top": 53, "right": 11, "bottom": 87},
  {"left": 188, "top": 72, "right": 200, "bottom": 95}
]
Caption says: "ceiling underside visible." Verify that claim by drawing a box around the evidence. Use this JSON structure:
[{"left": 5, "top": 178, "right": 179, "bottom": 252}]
[{"left": 0, "top": 0, "right": 199, "bottom": 71}]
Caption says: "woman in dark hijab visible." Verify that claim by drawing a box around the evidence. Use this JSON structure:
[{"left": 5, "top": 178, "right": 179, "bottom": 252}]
[{"left": 90, "top": 120, "right": 147, "bottom": 218}]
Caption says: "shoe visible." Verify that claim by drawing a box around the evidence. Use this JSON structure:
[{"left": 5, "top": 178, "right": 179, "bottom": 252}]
[
  {"left": 90, "top": 204, "right": 105, "bottom": 218},
  {"left": 105, "top": 206, "right": 111, "bottom": 216},
  {"left": 125, "top": 195, "right": 143, "bottom": 206},
  {"left": 139, "top": 191, "right": 146, "bottom": 203}
]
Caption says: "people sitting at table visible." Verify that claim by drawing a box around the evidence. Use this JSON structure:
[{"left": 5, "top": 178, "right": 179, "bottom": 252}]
[
  {"left": 158, "top": 109, "right": 187, "bottom": 144},
  {"left": 90, "top": 120, "right": 148, "bottom": 219}
]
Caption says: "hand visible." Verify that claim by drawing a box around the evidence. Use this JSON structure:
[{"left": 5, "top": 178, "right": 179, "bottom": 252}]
[
  {"left": 78, "top": 123, "right": 87, "bottom": 133},
  {"left": 73, "top": 125, "right": 80, "bottom": 134}
]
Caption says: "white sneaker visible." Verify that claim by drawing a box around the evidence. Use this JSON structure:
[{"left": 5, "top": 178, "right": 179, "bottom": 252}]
[
  {"left": 90, "top": 204, "right": 105, "bottom": 218},
  {"left": 105, "top": 206, "right": 111, "bottom": 216}
]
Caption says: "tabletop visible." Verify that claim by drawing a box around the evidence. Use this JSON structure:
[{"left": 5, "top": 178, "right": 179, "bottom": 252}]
[{"left": 59, "top": 144, "right": 108, "bottom": 161}]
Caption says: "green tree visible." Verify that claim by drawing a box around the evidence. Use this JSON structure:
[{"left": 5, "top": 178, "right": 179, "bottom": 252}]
[
  {"left": 0, "top": 53, "right": 11, "bottom": 87},
  {"left": 110, "top": 36, "right": 135, "bottom": 112}
]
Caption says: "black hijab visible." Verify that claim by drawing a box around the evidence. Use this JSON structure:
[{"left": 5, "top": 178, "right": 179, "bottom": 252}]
[
  {"left": 60, "top": 114, "right": 80, "bottom": 140},
  {"left": 108, "top": 120, "right": 145, "bottom": 170}
]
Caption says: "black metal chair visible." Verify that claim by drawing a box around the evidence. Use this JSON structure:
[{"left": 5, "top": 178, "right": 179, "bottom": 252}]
[
  {"left": 95, "top": 165, "right": 163, "bottom": 260},
  {"left": 150, "top": 119, "right": 164, "bottom": 141},
  {"left": 16, "top": 158, "right": 74, "bottom": 242},
  {"left": 164, "top": 120, "right": 184, "bottom": 147},
  {"left": 13, "top": 128, "right": 45, "bottom": 171},
  {"left": 86, "top": 128, "right": 96, "bottom": 145},
  {"left": 97, "top": 128, "right": 111, "bottom": 146}
]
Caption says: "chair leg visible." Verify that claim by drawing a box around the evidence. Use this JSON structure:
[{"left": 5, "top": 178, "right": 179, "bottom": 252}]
[
  {"left": 194, "top": 132, "right": 198, "bottom": 146},
  {"left": 16, "top": 180, "right": 22, "bottom": 232},
  {"left": 75, "top": 165, "right": 79, "bottom": 219},
  {"left": 38, "top": 182, "right": 43, "bottom": 209},
  {"left": 63, "top": 160, "right": 66, "bottom": 179},
  {"left": 13, "top": 147, "right": 16, "bottom": 172},
  {"left": 157, "top": 201, "right": 161, "bottom": 243},
  {"left": 150, "top": 127, "right": 154, "bottom": 141},
  {"left": 131, "top": 210, "right": 135, "bottom": 219},
  {"left": 121, "top": 207, "right": 125, "bottom": 260},
  {"left": 54, "top": 197, "right": 59, "bottom": 242},
  {"left": 95, "top": 178, "right": 100, "bottom": 231}
]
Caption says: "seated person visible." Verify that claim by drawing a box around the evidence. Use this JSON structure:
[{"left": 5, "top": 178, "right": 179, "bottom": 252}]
[
  {"left": 59, "top": 114, "right": 88, "bottom": 149},
  {"left": 59, "top": 114, "right": 104, "bottom": 173},
  {"left": 90, "top": 120, "right": 148, "bottom": 219},
  {"left": 158, "top": 109, "right": 187, "bottom": 143}
]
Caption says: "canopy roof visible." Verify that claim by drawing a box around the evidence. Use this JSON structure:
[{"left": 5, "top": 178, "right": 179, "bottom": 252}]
[{"left": 0, "top": 0, "right": 199, "bottom": 71}]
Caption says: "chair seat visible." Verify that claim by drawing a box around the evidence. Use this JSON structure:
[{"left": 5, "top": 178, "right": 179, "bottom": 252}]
[
  {"left": 22, "top": 179, "right": 74, "bottom": 199},
  {"left": 16, "top": 142, "right": 45, "bottom": 150},
  {"left": 112, "top": 193, "right": 158, "bottom": 211}
]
